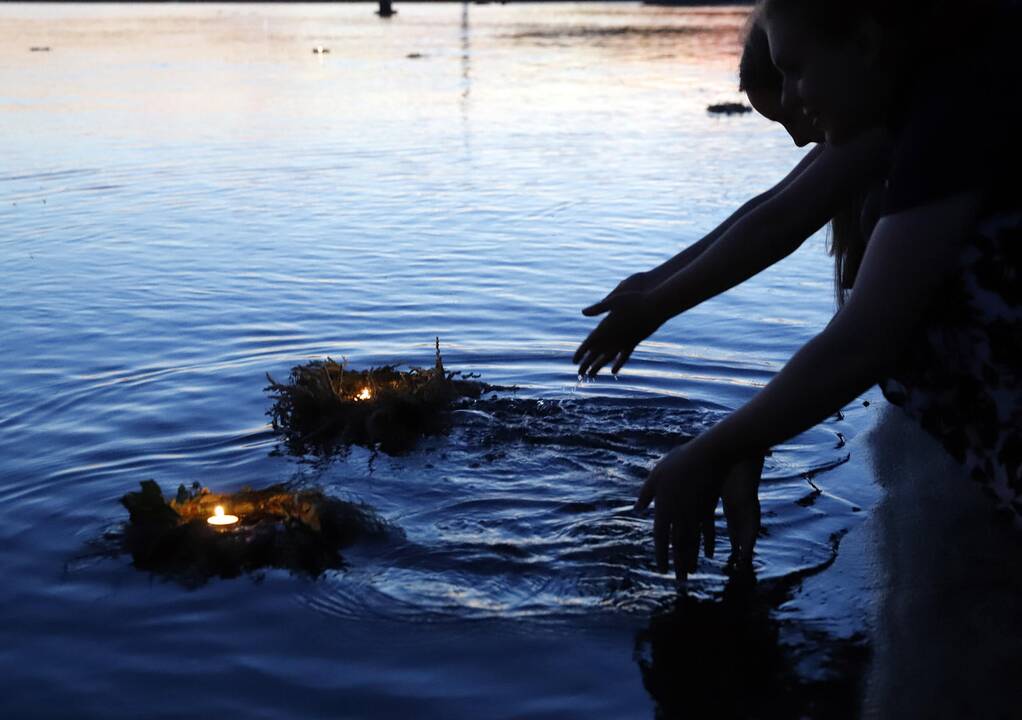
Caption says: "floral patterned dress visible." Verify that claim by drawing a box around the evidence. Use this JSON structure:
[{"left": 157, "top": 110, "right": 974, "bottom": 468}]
[{"left": 880, "top": 211, "right": 1022, "bottom": 528}]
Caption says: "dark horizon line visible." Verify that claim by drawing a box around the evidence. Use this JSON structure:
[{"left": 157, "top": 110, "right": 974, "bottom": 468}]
[{"left": 7, "top": 1, "right": 753, "bottom": 5}]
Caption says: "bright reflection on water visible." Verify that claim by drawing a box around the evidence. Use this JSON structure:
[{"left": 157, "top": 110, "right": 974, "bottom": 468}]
[{"left": 0, "top": 3, "right": 874, "bottom": 717}]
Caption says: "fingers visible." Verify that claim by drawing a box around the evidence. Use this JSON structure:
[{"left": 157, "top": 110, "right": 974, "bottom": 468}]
[
  {"left": 574, "top": 321, "right": 611, "bottom": 366},
  {"left": 722, "top": 494, "right": 751, "bottom": 562},
  {"left": 581, "top": 350, "right": 630, "bottom": 379},
  {"left": 576, "top": 293, "right": 638, "bottom": 374},
  {"left": 575, "top": 351, "right": 593, "bottom": 376},
  {"left": 653, "top": 502, "right": 670, "bottom": 574},
  {"left": 575, "top": 345, "right": 601, "bottom": 375},
  {"left": 739, "top": 495, "right": 761, "bottom": 560},
  {"left": 652, "top": 488, "right": 702, "bottom": 581},
  {"left": 702, "top": 500, "right": 716, "bottom": 560},
  {"left": 685, "top": 514, "right": 700, "bottom": 574},
  {"left": 639, "top": 451, "right": 723, "bottom": 581},
  {"left": 721, "top": 457, "right": 764, "bottom": 566},
  {"left": 573, "top": 325, "right": 610, "bottom": 375},
  {"left": 572, "top": 336, "right": 593, "bottom": 365},
  {"left": 584, "top": 352, "right": 614, "bottom": 378},
  {"left": 576, "top": 350, "right": 608, "bottom": 378},
  {"left": 611, "top": 348, "right": 633, "bottom": 375},
  {"left": 722, "top": 491, "right": 742, "bottom": 557},
  {"left": 635, "top": 473, "right": 656, "bottom": 512},
  {"left": 672, "top": 521, "right": 686, "bottom": 585},
  {"left": 647, "top": 483, "right": 720, "bottom": 580}
]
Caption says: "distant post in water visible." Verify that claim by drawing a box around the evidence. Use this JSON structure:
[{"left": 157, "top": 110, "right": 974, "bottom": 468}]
[{"left": 377, "top": 1, "right": 396, "bottom": 18}]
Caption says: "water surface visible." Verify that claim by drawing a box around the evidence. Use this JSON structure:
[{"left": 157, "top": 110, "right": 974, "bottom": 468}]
[{"left": 0, "top": 3, "right": 877, "bottom": 717}]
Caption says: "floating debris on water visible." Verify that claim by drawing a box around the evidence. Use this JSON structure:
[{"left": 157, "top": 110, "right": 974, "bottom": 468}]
[
  {"left": 99, "top": 480, "right": 393, "bottom": 588},
  {"left": 707, "top": 102, "right": 752, "bottom": 115},
  {"left": 266, "top": 338, "right": 500, "bottom": 455}
]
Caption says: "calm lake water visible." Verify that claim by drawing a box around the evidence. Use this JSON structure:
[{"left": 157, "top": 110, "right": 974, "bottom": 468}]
[{"left": 0, "top": 3, "right": 880, "bottom": 717}]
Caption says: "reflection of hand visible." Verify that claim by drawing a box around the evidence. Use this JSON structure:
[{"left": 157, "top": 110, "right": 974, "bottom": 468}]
[
  {"left": 634, "top": 442, "right": 723, "bottom": 584},
  {"left": 574, "top": 288, "right": 664, "bottom": 377},
  {"left": 721, "top": 456, "right": 763, "bottom": 574}
]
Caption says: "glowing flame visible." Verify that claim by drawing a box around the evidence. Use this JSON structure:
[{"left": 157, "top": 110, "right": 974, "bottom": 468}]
[
  {"left": 207, "top": 504, "right": 238, "bottom": 526},
  {"left": 357, "top": 387, "right": 372, "bottom": 401}
]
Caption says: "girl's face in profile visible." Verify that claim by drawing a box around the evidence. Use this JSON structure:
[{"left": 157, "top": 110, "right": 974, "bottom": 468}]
[
  {"left": 745, "top": 85, "right": 823, "bottom": 147},
  {"left": 765, "top": 11, "right": 887, "bottom": 145}
]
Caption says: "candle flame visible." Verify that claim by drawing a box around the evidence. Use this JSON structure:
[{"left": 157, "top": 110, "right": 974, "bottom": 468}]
[
  {"left": 357, "top": 387, "right": 372, "bottom": 401},
  {"left": 208, "top": 504, "right": 238, "bottom": 526}
]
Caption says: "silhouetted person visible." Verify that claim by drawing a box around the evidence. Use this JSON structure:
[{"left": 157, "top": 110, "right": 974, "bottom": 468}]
[
  {"left": 576, "top": 0, "right": 1022, "bottom": 578},
  {"left": 576, "top": 11, "right": 891, "bottom": 578}
]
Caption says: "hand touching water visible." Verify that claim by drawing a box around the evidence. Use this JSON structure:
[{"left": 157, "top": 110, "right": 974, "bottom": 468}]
[
  {"left": 574, "top": 284, "right": 665, "bottom": 377},
  {"left": 635, "top": 440, "right": 762, "bottom": 583},
  {"left": 635, "top": 443, "right": 720, "bottom": 582},
  {"left": 720, "top": 456, "right": 763, "bottom": 574}
]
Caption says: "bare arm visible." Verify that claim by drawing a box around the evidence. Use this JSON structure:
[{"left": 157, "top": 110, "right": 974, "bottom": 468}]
[
  {"left": 682, "top": 190, "right": 982, "bottom": 465},
  {"left": 643, "top": 143, "right": 827, "bottom": 285},
  {"left": 576, "top": 130, "right": 890, "bottom": 377},
  {"left": 636, "top": 191, "right": 983, "bottom": 577},
  {"left": 647, "top": 129, "right": 890, "bottom": 320}
]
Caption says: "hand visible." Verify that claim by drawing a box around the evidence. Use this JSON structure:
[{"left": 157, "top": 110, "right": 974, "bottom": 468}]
[
  {"left": 574, "top": 289, "right": 664, "bottom": 377},
  {"left": 634, "top": 442, "right": 724, "bottom": 584},
  {"left": 720, "top": 456, "right": 763, "bottom": 574},
  {"left": 595, "top": 271, "right": 655, "bottom": 302}
]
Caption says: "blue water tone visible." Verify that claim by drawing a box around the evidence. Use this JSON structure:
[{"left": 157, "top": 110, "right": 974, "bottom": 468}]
[{"left": 0, "top": 3, "right": 877, "bottom": 717}]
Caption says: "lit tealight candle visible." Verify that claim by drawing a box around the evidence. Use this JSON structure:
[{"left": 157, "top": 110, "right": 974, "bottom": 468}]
[
  {"left": 356, "top": 387, "right": 372, "bottom": 401},
  {"left": 207, "top": 505, "right": 238, "bottom": 527}
]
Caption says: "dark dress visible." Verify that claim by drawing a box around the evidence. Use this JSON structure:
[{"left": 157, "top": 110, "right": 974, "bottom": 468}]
[{"left": 875, "top": 6, "right": 1022, "bottom": 527}]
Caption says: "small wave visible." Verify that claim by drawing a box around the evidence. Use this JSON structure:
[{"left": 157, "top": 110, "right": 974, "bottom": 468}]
[
  {"left": 294, "top": 395, "right": 864, "bottom": 624},
  {"left": 504, "top": 25, "right": 720, "bottom": 42},
  {"left": 0, "top": 167, "right": 99, "bottom": 183}
]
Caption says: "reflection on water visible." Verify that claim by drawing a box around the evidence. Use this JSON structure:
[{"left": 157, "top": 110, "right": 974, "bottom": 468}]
[
  {"left": 504, "top": 5, "right": 750, "bottom": 59},
  {"left": 636, "top": 576, "right": 868, "bottom": 719},
  {"left": 0, "top": 2, "right": 877, "bottom": 717}
]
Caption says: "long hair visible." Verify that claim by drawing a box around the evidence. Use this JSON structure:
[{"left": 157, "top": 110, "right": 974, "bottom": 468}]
[
  {"left": 829, "top": 192, "right": 868, "bottom": 307},
  {"left": 739, "top": 10, "right": 867, "bottom": 306},
  {"left": 738, "top": 12, "right": 780, "bottom": 94},
  {"left": 761, "top": 0, "right": 928, "bottom": 38}
]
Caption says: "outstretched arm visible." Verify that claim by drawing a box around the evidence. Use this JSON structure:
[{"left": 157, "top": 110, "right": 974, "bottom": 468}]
[
  {"left": 636, "top": 190, "right": 982, "bottom": 578},
  {"left": 576, "top": 129, "right": 891, "bottom": 376},
  {"left": 640, "top": 143, "right": 826, "bottom": 287},
  {"left": 647, "top": 129, "right": 889, "bottom": 321},
  {"left": 676, "top": 190, "right": 980, "bottom": 463}
]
